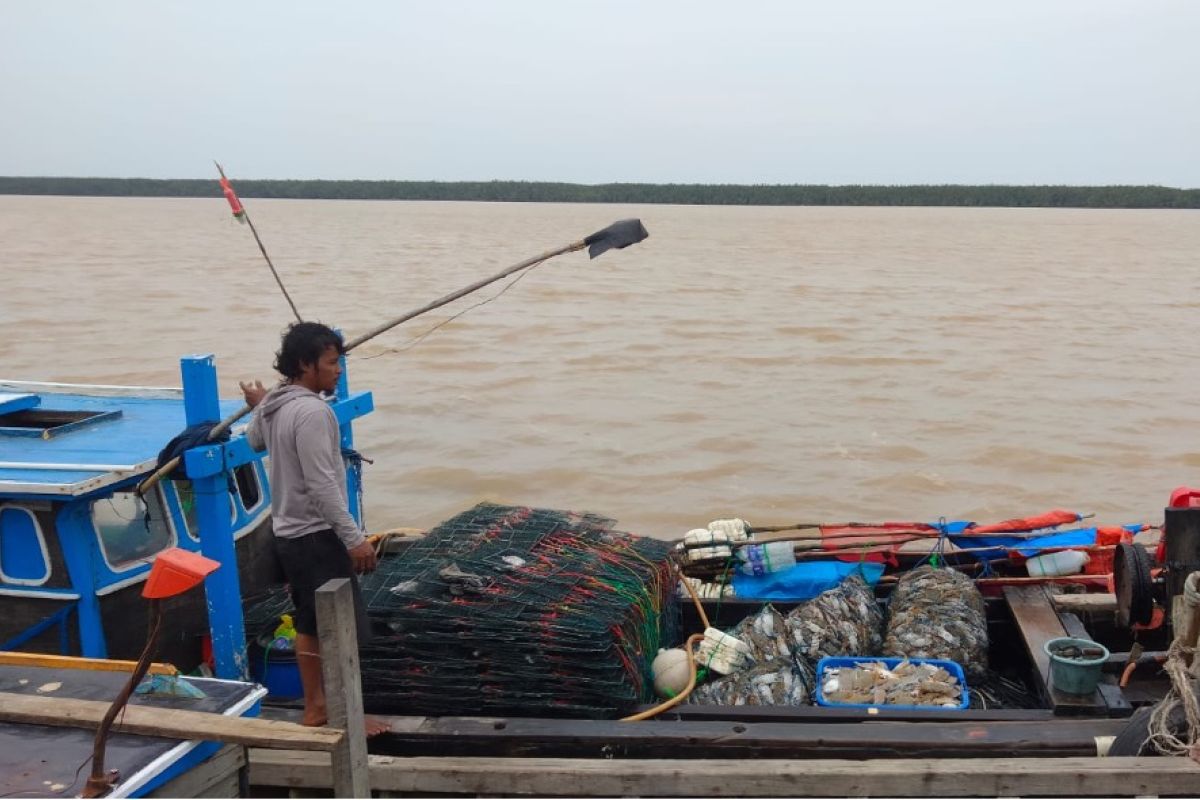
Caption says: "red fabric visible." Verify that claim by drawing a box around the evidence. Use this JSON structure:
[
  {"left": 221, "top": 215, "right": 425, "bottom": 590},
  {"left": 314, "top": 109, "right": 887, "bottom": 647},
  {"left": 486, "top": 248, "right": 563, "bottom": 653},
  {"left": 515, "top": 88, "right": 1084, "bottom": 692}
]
[
  {"left": 1095, "top": 526, "right": 1134, "bottom": 546},
  {"left": 971, "top": 509, "right": 1079, "bottom": 534},
  {"left": 819, "top": 524, "right": 933, "bottom": 565}
]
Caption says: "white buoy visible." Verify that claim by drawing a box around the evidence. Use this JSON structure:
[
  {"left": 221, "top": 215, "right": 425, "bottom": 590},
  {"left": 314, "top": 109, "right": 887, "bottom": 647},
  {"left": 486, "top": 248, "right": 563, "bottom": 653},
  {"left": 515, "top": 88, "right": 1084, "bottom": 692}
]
[{"left": 651, "top": 648, "right": 692, "bottom": 698}]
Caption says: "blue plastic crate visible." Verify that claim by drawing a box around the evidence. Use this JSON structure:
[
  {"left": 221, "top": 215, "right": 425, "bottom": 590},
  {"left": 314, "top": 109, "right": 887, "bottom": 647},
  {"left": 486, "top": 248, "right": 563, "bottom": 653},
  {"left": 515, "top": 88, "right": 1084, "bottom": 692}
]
[{"left": 814, "top": 656, "right": 969, "bottom": 711}]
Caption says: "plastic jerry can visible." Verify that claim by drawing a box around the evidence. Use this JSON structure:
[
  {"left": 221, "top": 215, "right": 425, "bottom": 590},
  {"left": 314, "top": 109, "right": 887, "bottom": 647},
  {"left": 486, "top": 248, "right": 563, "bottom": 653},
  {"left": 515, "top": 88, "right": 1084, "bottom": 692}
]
[{"left": 1026, "top": 550, "right": 1090, "bottom": 577}]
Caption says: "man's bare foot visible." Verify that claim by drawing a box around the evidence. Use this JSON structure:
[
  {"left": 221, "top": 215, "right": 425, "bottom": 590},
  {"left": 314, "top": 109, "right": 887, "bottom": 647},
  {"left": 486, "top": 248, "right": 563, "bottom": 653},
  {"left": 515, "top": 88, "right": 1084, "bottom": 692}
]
[
  {"left": 300, "top": 711, "right": 388, "bottom": 737},
  {"left": 365, "top": 715, "right": 390, "bottom": 738}
]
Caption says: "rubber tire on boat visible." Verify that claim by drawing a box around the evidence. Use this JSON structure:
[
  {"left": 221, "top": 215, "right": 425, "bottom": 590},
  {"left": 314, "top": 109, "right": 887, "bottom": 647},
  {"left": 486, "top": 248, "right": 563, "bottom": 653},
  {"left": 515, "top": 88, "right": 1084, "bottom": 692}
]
[
  {"left": 1107, "top": 703, "right": 1188, "bottom": 756},
  {"left": 1114, "top": 542, "right": 1154, "bottom": 628}
]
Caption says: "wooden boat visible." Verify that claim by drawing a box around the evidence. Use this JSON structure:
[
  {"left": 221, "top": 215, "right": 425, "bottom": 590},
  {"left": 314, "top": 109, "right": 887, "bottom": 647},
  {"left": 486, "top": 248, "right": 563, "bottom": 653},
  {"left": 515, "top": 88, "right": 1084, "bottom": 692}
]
[
  {"left": 0, "top": 352, "right": 372, "bottom": 674},
  {"left": 0, "top": 659, "right": 265, "bottom": 798},
  {"left": 6, "top": 352, "right": 1199, "bottom": 796}
]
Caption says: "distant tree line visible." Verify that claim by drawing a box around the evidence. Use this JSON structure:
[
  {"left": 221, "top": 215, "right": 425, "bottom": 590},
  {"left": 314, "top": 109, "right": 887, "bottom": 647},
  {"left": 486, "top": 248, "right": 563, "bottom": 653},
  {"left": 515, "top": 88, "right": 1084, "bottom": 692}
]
[{"left": 0, "top": 176, "right": 1196, "bottom": 208}]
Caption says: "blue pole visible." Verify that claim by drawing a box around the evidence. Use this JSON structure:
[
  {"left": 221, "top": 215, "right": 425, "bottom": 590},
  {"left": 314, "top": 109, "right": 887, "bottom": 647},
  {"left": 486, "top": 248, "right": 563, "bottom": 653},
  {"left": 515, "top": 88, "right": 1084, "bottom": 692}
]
[
  {"left": 334, "top": 334, "right": 362, "bottom": 527},
  {"left": 181, "top": 355, "right": 249, "bottom": 680}
]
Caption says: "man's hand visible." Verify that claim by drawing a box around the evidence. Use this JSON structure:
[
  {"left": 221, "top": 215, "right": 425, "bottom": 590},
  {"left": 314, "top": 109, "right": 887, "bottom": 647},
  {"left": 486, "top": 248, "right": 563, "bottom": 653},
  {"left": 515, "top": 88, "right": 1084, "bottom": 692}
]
[
  {"left": 348, "top": 540, "right": 378, "bottom": 573},
  {"left": 240, "top": 380, "right": 268, "bottom": 409}
]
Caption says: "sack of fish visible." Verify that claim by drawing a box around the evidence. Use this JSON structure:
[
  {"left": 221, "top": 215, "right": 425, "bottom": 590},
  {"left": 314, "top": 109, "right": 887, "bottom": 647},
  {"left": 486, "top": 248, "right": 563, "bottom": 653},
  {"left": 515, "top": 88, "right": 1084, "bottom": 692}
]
[
  {"left": 882, "top": 566, "right": 989, "bottom": 676},
  {"left": 685, "top": 567, "right": 988, "bottom": 708},
  {"left": 786, "top": 573, "right": 885, "bottom": 661},
  {"left": 691, "top": 653, "right": 815, "bottom": 706}
]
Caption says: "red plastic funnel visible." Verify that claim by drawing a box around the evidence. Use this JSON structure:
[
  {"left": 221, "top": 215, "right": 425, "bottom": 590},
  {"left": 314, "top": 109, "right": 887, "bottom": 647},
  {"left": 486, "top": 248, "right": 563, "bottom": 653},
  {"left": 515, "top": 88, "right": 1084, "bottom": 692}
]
[{"left": 142, "top": 548, "right": 220, "bottom": 599}]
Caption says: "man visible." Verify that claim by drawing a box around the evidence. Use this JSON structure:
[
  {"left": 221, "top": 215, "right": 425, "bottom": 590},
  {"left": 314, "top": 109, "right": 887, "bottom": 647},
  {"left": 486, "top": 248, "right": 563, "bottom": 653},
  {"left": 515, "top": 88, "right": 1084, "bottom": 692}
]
[{"left": 241, "top": 321, "right": 388, "bottom": 737}]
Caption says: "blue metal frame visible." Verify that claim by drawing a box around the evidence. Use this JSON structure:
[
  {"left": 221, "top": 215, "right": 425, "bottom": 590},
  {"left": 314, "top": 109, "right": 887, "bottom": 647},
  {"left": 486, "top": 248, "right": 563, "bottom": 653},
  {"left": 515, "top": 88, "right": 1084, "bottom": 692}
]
[
  {"left": 180, "top": 355, "right": 251, "bottom": 680},
  {"left": 0, "top": 351, "right": 373, "bottom": 678},
  {"left": 179, "top": 354, "right": 373, "bottom": 680}
]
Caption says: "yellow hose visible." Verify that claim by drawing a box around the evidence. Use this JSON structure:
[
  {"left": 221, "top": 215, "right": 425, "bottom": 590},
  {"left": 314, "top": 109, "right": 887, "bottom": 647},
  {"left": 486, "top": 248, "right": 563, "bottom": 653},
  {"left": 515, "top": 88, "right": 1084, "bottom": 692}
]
[
  {"left": 620, "top": 564, "right": 714, "bottom": 722},
  {"left": 621, "top": 633, "right": 704, "bottom": 722}
]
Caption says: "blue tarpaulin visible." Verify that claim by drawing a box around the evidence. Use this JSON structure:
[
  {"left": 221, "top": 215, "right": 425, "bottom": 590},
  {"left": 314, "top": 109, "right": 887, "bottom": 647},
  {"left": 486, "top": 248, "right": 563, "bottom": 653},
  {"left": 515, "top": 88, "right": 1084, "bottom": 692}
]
[
  {"left": 948, "top": 527, "right": 1098, "bottom": 558},
  {"left": 732, "top": 561, "right": 886, "bottom": 601}
]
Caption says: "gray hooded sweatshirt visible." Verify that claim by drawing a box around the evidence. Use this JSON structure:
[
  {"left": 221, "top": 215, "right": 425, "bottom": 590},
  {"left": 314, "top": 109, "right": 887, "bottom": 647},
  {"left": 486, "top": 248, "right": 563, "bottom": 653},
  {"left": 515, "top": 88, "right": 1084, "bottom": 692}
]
[{"left": 246, "top": 384, "right": 365, "bottom": 549}]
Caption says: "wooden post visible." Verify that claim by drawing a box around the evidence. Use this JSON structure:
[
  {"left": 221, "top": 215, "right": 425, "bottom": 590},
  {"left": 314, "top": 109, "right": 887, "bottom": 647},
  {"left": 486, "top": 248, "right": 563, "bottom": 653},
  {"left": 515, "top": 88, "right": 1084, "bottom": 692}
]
[{"left": 316, "top": 578, "right": 369, "bottom": 797}]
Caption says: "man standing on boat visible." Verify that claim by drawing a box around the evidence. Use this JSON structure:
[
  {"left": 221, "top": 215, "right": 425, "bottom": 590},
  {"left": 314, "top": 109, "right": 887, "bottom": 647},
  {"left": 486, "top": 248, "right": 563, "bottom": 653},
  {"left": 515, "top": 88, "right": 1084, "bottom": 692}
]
[{"left": 241, "top": 320, "right": 389, "bottom": 737}]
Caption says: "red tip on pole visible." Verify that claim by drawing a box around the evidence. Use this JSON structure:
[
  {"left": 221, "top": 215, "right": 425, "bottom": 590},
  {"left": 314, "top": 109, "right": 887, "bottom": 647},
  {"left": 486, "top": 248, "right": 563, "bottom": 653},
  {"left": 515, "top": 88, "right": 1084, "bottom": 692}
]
[{"left": 219, "top": 176, "right": 245, "bottom": 218}]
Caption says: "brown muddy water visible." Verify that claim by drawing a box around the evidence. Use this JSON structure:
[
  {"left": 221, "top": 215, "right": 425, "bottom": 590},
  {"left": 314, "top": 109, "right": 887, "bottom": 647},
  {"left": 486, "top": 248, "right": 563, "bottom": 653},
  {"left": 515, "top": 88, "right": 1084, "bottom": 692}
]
[{"left": 2, "top": 196, "right": 1198, "bottom": 537}]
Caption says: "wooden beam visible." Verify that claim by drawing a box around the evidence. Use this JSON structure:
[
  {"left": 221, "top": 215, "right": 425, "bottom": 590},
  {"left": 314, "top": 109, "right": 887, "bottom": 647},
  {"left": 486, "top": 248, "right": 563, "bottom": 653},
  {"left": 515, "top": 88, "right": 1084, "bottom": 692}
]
[
  {"left": 361, "top": 714, "right": 1127, "bottom": 759},
  {"left": 316, "top": 578, "right": 370, "bottom": 798},
  {"left": 0, "top": 651, "right": 178, "bottom": 675},
  {"left": 248, "top": 751, "right": 1200, "bottom": 797},
  {"left": 1050, "top": 593, "right": 1118, "bottom": 614},
  {"left": 651, "top": 705, "right": 1057, "bottom": 723},
  {"left": 0, "top": 691, "right": 343, "bottom": 751}
]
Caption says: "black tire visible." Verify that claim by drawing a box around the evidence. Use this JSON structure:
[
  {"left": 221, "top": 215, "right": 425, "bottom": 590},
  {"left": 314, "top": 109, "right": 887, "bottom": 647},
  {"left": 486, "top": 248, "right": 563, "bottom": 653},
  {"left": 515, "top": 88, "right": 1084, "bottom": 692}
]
[
  {"left": 1115, "top": 542, "right": 1153, "bottom": 627},
  {"left": 1108, "top": 703, "right": 1188, "bottom": 756}
]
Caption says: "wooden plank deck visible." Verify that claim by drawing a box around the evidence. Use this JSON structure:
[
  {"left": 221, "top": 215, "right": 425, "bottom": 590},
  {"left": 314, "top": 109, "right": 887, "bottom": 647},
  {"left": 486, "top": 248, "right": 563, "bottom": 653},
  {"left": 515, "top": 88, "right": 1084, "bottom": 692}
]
[
  {"left": 1004, "top": 585, "right": 1108, "bottom": 714},
  {"left": 261, "top": 708, "right": 1127, "bottom": 759},
  {"left": 249, "top": 751, "right": 1200, "bottom": 797}
]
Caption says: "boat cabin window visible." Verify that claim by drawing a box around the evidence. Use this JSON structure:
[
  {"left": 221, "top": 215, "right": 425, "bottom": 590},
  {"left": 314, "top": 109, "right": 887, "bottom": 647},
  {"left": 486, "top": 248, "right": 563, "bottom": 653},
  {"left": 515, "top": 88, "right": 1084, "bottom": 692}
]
[
  {"left": 0, "top": 505, "right": 50, "bottom": 585},
  {"left": 234, "top": 464, "right": 262, "bottom": 512},
  {"left": 173, "top": 479, "right": 236, "bottom": 542},
  {"left": 92, "top": 489, "right": 175, "bottom": 570}
]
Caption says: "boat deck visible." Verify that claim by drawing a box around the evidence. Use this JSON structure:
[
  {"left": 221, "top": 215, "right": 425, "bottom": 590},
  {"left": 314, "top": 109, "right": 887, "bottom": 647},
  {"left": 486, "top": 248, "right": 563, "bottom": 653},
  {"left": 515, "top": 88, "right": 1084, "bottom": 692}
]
[
  {"left": 0, "top": 663, "right": 262, "bottom": 798},
  {"left": 0, "top": 382, "right": 244, "bottom": 496}
]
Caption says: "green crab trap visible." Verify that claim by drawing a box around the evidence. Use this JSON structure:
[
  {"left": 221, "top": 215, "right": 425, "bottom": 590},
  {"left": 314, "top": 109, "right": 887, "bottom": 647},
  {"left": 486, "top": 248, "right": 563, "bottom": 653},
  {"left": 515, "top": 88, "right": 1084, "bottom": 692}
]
[{"left": 356, "top": 503, "right": 679, "bottom": 719}]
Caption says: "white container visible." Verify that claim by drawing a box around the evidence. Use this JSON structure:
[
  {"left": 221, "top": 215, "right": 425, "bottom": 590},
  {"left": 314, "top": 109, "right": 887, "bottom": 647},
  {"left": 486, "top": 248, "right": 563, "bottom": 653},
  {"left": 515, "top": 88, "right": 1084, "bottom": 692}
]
[
  {"left": 1026, "top": 550, "right": 1090, "bottom": 577},
  {"left": 695, "top": 627, "right": 753, "bottom": 675},
  {"left": 684, "top": 545, "right": 733, "bottom": 563},
  {"left": 684, "top": 528, "right": 729, "bottom": 546},
  {"left": 707, "top": 518, "right": 751, "bottom": 542},
  {"left": 736, "top": 541, "right": 796, "bottom": 576}
]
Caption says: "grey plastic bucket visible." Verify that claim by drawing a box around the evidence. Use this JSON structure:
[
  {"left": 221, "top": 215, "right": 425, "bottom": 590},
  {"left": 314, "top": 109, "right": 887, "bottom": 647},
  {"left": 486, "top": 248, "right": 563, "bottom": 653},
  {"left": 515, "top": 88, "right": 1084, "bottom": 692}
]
[{"left": 1044, "top": 636, "right": 1110, "bottom": 695}]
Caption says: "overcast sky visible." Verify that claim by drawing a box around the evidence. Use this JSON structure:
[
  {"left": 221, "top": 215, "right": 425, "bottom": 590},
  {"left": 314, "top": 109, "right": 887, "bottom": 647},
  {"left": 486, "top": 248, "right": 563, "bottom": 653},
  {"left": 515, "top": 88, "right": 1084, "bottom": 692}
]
[{"left": 1, "top": 1, "right": 1196, "bottom": 185}]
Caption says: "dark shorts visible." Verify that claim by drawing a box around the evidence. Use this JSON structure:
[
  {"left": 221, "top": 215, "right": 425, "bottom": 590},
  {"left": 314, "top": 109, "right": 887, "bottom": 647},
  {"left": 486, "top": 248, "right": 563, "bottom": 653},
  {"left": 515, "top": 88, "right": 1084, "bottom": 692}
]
[{"left": 274, "top": 529, "right": 372, "bottom": 643}]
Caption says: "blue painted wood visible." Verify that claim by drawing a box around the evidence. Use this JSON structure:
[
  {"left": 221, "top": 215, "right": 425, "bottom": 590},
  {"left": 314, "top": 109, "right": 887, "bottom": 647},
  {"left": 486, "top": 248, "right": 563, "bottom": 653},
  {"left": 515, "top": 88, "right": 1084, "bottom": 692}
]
[
  {"left": 0, "top": 393, "right": 40, "bottom": 415},
  {"left": 334, "top": 353, "right": 363, "bottom": 525},
  {"left": 181, "top": 356, "right": 249, "bottom": 681},
  {"left": 331, "top": 391, "right": 374, "bottom": 427},
  {"left": 181, "top": 355, "right": 220, "bottom": 424},
  {"left": 56, "top": 501, "right": 107, "bottom": 658},
  {"left": 0, "top": 602, "right": 75, "bottom": 652},
  {"left": 0, "top": 507, "right": 48, "bottom": 582}
]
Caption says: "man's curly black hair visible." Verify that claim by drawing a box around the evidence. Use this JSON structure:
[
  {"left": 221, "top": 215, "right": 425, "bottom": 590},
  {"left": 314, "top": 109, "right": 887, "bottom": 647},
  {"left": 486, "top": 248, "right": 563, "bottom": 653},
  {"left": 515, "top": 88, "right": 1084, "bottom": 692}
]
[{"left": 274, "top": 321, "right": 345, "bottom": 380}]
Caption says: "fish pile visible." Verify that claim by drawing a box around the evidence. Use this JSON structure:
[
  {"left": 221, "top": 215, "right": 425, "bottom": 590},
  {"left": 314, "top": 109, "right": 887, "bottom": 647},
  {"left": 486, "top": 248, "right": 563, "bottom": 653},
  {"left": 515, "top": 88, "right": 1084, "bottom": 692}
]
[
  {"left": 785, "top": 573, "right": 885, "bottom": 660},
  {"left": 883, "top": 566, "right": 988, "bottom": 675},
  {"left": 691, "top": 654, "right": 815, "bottom": 706},
  {"left": 820, "top": 659, "right": 964, "bottom": 707},
  {"left": 727, "top": 604, "right": 793, "bottom": 663},
  {"left": 1047, "top": 640, "right": 1106, "bottom": 661}
]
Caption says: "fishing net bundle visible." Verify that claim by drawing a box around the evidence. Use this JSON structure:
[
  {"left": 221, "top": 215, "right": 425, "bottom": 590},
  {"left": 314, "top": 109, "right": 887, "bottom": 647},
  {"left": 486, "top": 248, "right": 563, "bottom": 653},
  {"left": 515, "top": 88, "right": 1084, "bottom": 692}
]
[
  {"left": 355, "top": 503, "right": 678, "bottom": 719},
  {"left": 784, "top": 573, "right": 885, "bottom": 660},
  {"left": 882, "top": 565, "right": 989, "bottom": 675}
]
